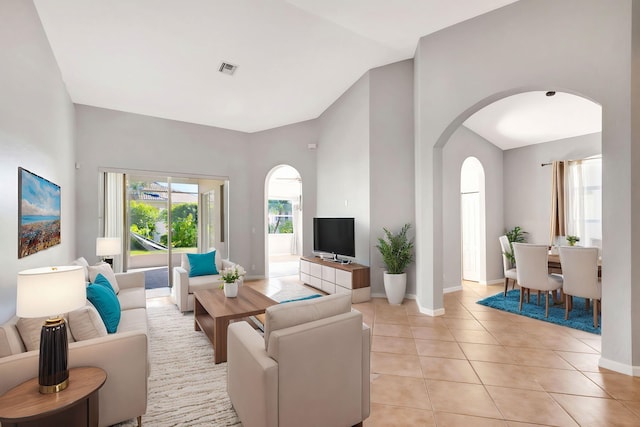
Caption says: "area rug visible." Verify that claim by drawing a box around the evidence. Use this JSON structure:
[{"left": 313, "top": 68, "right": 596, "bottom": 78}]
[
  {"left": 115, "top": 305, "right": 241, "bottom": 427},
  {"left": 268, "top": 284, "right": 321, "bottom": 303},
  {"left": 477, "top": 289, "right": 601, "bottom": 334}
]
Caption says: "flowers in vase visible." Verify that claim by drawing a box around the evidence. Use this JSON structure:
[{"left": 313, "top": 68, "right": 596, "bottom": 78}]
[{"left": 219, "top": 264, "right": 246, "bottom": 288}]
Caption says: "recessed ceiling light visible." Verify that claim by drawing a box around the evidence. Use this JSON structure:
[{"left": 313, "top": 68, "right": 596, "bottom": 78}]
[
  {"left": 219, "top": 62, "right": 238, "bottom": 76},
  {"left": 546, "top": 91, "right": 556, "bottom": 97}
]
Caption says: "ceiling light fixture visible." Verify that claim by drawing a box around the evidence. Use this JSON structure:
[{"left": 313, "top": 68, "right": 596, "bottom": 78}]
[
  {"left": 546, "top": 91, "right": 556, "bottom": 97},
  {"left": 219, "top": 62, "right": 238, "bottom": 76}
]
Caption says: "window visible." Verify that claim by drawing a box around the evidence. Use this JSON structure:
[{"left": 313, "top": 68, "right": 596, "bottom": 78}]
[
  {"left": 268, "top": 199, "right": 293, "bottom": 233},
  {"left": 566, "top": 157, "right": 602, "bottom": 249}
]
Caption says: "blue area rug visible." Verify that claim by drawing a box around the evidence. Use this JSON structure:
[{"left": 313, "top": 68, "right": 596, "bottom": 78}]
[
  {"left": 477, "top": 289, "right": 600, "bottom": 335},
  {"left": 279, "top": 294, "right": 322, "bottom": 304}
]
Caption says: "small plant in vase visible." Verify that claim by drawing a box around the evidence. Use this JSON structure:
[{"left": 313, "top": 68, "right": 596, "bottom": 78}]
[
  {"left": 219, "top": 265, "right": 246, "bottom": 297},
  {"left": 376, "top": 223, "right": 414, "bottom": 305},
  {"left": 566, "top": 235, "right": 580, "bottom": 246}
]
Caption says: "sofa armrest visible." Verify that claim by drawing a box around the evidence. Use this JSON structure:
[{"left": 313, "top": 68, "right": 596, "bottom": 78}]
[
  {"left": 361, "top": 322, "right": 371, "bottom": 421},
  {"left": 0, "top": 331, "right": 148, "bottom": 427},
  {"left": 115, "top": 271, "right": 145, "bottom": 290},
  {"left": 172, "top": 266, "right": 190, "bottom": 312},
  {"left": 228, "top": 321, "right": 278, "bottom": 427}
]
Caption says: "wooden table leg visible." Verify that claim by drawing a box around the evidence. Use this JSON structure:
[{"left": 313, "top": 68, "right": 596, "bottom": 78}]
[{"left": 213, "top": 317, "right": 229, "bottom": 364}]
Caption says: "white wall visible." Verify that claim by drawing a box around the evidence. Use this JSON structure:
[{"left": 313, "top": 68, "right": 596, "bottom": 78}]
[
  {"left": 0, "top": 0, "right": 76, "bottom": 323},
  {"left": 369, "top": 60, "right": 416, "bottom": 297},
  {"left": 317, "top": 74, "right": 370, "bottom": 265},
  {"left": 504, "top": 132, "right": 601, "bottom": 245},
  {"left": 442, "top": 126, "right": 504, "bottom": 289},
  {"left": 414, "top": 0, "right": 637, "bottom": 372}
]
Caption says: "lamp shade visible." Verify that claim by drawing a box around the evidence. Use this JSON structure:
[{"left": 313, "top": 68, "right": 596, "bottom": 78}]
[
  {"left": 17, "top": 266, "right": 86, "bottom": 318},
  {"left": 96, "top": 237, "right": 122, "bottom": 257}
]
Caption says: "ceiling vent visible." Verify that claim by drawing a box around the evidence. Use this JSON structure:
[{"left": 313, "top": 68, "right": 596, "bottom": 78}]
[{"left": 219, "top": 62, "right": 238, "bottom": 76}]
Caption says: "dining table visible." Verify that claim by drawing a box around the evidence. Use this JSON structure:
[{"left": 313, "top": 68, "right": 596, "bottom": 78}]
[{"left": 547, "top": 253, "right": 602, "bottom": 276}]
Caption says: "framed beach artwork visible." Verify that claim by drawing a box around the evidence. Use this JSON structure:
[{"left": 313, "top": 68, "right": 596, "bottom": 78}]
[{"left": 18, "top": 167, "right": 61, "bottom": 258}]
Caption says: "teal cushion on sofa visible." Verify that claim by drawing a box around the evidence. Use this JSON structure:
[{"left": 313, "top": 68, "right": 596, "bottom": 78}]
[
  {"left": 187, "top": 251, "right": 219, "bottom": 277},
  {"left": 87, "top": 278, "right": 121, "bottom": 333},
  {"left": 94, "top": 273, "right": 116, "bottom": 293}
]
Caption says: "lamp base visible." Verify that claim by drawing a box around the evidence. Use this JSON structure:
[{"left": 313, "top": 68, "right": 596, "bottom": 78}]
[{"left": 39, "top": 317, "right": 69, "bottom": 394}]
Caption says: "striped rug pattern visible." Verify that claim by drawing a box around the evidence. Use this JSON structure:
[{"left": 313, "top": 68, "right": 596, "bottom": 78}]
[{"left": 116, "top": 305, "right": 241, "bottom": 426}]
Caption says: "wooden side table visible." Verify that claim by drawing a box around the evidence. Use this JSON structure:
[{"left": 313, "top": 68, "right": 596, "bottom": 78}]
[{"left": 0, "top": 366, "right": 106, "bottom": 427}]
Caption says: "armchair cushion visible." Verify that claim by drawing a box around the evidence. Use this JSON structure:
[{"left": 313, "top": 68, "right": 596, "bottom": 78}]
[
  {"left": 88, "top": 262, "right": 120, "bottom": 294},
  {"left": 264, "top": 293, "right": 351, "bottom": 351},
  {"left": 186, "top": 251, "right": 219, "bottom": 277}
]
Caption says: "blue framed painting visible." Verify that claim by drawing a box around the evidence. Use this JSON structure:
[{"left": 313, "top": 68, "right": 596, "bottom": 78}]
[{"left": 18, "top": 167, "right": 61, "bottom": 258}]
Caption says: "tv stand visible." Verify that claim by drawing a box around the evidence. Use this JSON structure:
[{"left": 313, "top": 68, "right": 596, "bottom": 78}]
[{"left": 299, "top": 256, "right": 370, "bottom": 303}]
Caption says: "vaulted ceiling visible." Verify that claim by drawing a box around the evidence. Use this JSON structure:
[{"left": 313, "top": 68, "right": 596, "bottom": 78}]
[{"left": 33, "top": 1, "right": 600, "bottom": 147}]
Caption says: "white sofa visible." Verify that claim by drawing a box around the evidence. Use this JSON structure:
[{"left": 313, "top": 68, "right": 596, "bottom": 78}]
[
  {"left": 227, "top": 293, "right": 371, "bottom": 427},
  {"left": 0, "top": 267, "right": 148, "bottom": 427},
  {"left": 172, "top": 252, "right": 236, "bottom": 312}
]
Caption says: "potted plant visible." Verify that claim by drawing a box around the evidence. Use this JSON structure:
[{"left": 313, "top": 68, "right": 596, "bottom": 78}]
[
  {"left": 376, "top": 223, "right": 414, "bottom": 305},
  {"left": 566, "top": 235, "right": 580, "bottom": 246},
  {"left": 504, "top": 226, "right": 527, "bottom": 265},
  {"left": 219, "top": 265, "right": 246, "bottom": 297}
]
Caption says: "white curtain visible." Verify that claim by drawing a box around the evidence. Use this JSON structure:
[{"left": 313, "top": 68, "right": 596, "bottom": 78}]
[
  {"left": 104, "top": 173, "right": 125, "bottom": 272},
  {"left": 566, "top": 157, "right": 602, "bottom": 252},
  {"left": 291, "top": 195, "right": 301, "bottom": 255}
]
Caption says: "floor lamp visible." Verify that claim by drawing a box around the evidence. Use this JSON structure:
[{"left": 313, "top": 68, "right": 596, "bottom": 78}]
[{"left": 16, "top": 266, "right": 86, "bottom": 393}]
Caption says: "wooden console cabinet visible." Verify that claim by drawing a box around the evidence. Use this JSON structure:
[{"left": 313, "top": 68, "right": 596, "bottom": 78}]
[{"left": 300, "top": 256, "right": 370, "bottom": 303}]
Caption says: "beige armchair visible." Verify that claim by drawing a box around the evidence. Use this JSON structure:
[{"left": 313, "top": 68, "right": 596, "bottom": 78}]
[
  {"left": 172, "top": 251, "right": 235, "bottom": 312},
  {"left": 227, "top": 293, "right": 370, "bottom": 427}
]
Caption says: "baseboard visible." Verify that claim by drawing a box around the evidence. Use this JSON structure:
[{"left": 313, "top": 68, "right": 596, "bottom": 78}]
[
  {"left": 599, "top": 357, "right": 640, "bottom": 376},
  {"left": 371, "top": 292, "right": 417, "bottom": 300},
  {"left": 479, "top": 279, "right": 503, "bottom": 285},
  {"left": 444, "top": 285, "right": 463, "bottom": 294},
  {"left": 417, "top": 300, "right": 445, "bottom": 316}
]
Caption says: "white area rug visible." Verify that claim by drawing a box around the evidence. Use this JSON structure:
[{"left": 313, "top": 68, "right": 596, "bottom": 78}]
[{"left": 115, "top": 305, "right": 241, "bottom": 427}]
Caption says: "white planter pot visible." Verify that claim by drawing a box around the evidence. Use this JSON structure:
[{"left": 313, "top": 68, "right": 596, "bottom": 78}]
[
  {"left": 383, "top": 272, "right": 406, "bottom": 305},
  {"left": 224, "top": 281, "right": 239, "bottom": 298}
]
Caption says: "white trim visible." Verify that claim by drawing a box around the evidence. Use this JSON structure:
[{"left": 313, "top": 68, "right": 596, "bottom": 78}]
[
  {"left": 416, "top": 299, "right": 445, "bottom": 317},
  {"left": 599, "top": 357, "right": 640, "bottom": 376},
  {"left": 444, "top": 285, "right": 463, "bottom": 293},
  {"left": 371, "top": 292, "right": 417, "bottom": 300},
  {"left": 479, "top": 279, "right": 503, "bottom": 285}
]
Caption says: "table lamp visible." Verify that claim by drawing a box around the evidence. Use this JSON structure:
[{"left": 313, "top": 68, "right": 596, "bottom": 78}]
[
  {"left": 16, "top": 266, "right": 86, "bottom": 393},
  {"left": 96, "top": 237, "right": 122, "bottom": 266}
]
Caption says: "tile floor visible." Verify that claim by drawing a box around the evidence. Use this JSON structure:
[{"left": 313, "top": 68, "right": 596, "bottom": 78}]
[{"left": 148, "top": 277, "right": 640, "bottom": 426}]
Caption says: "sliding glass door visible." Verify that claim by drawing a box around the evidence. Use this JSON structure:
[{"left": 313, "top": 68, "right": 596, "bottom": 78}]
[{"left": 101, "top": 171, "right": 228, "bottom": 288}]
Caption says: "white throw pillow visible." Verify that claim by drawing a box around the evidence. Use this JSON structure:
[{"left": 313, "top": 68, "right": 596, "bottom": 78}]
[
  {"left": 88, "top": 262, "right": 120, "bottom": 294},
  {"left": 68, "top": 303, "right": 108, "bottom": 341},
  {"left": 17, "top": 315, "right": 73, "bottom": 352}
]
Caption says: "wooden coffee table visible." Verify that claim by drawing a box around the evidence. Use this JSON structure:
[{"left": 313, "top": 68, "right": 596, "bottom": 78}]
[{"left": 194, "top": 286, "right": 277, "bottom": 364}]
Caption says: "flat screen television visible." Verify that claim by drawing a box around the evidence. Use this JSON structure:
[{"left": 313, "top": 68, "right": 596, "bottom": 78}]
[{"left": 313, "top": 217, "right": 355, "bottom": 258}]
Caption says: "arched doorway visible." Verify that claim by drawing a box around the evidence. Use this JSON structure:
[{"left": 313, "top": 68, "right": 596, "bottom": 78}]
[
  {"left": 460, "top": 157, "right": 485, "bottom": 282},
  {"left": 265, "top": 165, "right": 302, "bottom": 278}
]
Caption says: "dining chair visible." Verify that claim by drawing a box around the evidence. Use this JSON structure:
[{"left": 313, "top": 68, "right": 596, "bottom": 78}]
[
  {"left": 499, "top": 235, "right": 518, "bottom": 296},
  {"left": 558, "top": 246, "right": 601, "bottom": 328},
  {"left": 513, "top": 243, "right": 563, "bottom": 318}
]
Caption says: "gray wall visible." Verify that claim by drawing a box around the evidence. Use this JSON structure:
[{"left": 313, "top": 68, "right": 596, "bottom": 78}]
[
  {"left": 0, "top": 0, "right": 77, "bottom": 323},
  {"left": 75, "top": 106, "right": 319, "bottom": 278},
  {"left": 503, "top": 132, "right": 601, "bottom": 246},
  {"left": 442, "top": 126, "right": 504, "bottom": 289},
  {"left": 414, "top": 0, "right": 636, "bottom": 371},
  {"left": 317, "top": 73, "right": 371, "bottom": 265},
  {"left": 369, "top": 60, "right": 416, "bottom": 297}
]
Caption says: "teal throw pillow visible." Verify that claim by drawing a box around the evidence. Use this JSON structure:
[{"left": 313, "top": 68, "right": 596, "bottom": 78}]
[
  {"left": 94, "top": 273, "right": 116, "bottom": 293},
  {"left": 86, "top": 281, "right": 121, "bottom": 333},
  {"left": 187, "top": 251, "right": 219, "bottom": 277}
]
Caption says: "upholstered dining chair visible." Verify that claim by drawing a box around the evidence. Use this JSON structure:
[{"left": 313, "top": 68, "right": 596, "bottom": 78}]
[
  {"left": 513, "top": 243, "right": 563, "bottom": 318},
  {"left": 499, "top": 235, "right": 518, "bottom": 296},
  {"left": 559, "top": 246, "right": 601, "bottom": 328}
]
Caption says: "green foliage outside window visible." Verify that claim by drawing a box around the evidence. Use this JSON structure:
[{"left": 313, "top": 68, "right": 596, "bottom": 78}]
[
  {"left": 129, "top": 201, "right": 159, "bottom": 239},
  {"left": 160, "top": 203, "right": 198, "bottom": 248}
]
